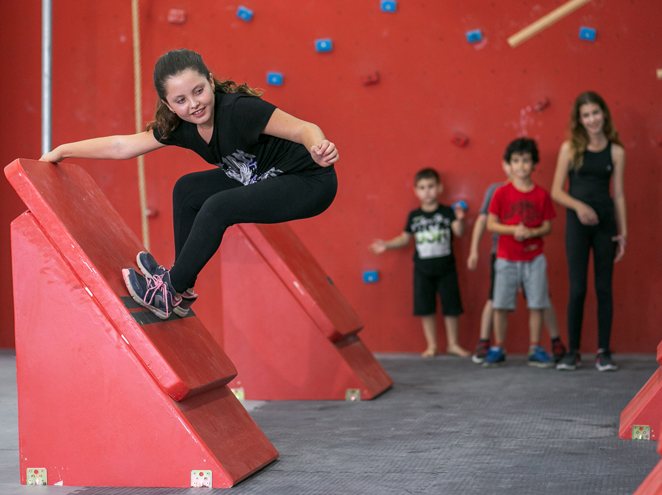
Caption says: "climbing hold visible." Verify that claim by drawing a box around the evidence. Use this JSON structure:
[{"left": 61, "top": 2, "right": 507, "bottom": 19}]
[
  {"left": 466, "top": 29, "right": 483, "bottom": 44},
  {"left": 266, "top": 72, "right": 283, "bottom": 86},
  {"left": 578, "top": 26, "right": 596, "bottom": 41},
  {"left": 362, "top": 270, "right": 380, "bottom": 284},
  {"left": 362, "top": 71, "right": 381, "bottom": 86},
  {"left": 533, "top": 97, "right": 550, "bottom": 112},
  {"left": 451, "top": 132, "right": 469, "bottom": 148},
  {"left": 315, "top": 38, "right": 334, "bottom": 53},
  {"left": 452, "top": 200, "right": 468, "bottom": 211},
  {"left": 380, "top": 0, "right": 397, "bottom": 13},
  {"left": 167, "top": 8, "right": 187, "bottom": 25},
  {"left": 237, "top": 6, "right": 254, "bottom": 22}
]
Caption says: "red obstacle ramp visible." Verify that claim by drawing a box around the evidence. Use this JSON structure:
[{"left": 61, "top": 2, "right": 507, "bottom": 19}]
[
  {"left": 633, "top": 424, "right": 662, "bottom": 495},
  {"left": 220, "top": 223, "right": 393, "bottom": 400},
  {"left": 619, "top": 341, "right": 662, "bottom": 441},
  {"left": 5, "top": 158, "right": 277, "bottom": 488}
]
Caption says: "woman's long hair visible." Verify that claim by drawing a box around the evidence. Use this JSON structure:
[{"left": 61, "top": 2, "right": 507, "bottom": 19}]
[
  {"left": 568, "top": 91, "right": 622, "bottom": 170},
  {"left": 146, "top": 49, "right": 262, "bottom": 138}
]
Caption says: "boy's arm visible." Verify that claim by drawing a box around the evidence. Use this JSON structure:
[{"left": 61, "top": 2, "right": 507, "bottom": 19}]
[
  {"left": 451, "top": 207, "right": 465, "bottom": 237},
  {"left": 370, "top": 232, "right": 412, "bottom": 254},
  {"left": 40, "top": 131, "right": 166, "bottom": 163},
  {"left": 525, "top": 220, "right": 552, "bottom": 238},
  {"left": 467, "top": 213, "right": 487, "bottom": 270},
  {"left": 486, "top": 213, "right": 518, "bottom": 236}
]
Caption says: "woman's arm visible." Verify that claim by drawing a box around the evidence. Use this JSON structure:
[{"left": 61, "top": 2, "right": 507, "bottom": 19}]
[
  {"left": 551, "top": 141, "right": 598, "bottom": 225},
  {"left": 263, "top": 109, "right": 339, "bottom": 166},
  {"left": 40, "top": 131, "right": 166, "bottom": 163},
  {"left": 611, "top": 144, "right": 627, "bottom": 261}
]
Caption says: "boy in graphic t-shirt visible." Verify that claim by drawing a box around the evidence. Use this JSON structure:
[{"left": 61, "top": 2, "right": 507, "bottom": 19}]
[
  {"left": 370, "top": 168, "right": 470, "bottom": 358},
  {"left": 484, "top": 138, "right": 556, "bottom": 368}
]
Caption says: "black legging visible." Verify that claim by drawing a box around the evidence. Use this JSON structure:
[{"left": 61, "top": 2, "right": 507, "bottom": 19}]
[
  {"left": 168, "top": 166, "right": 337, "bottom": 292},
  {"left": 565, "top": 208, "right": 616, "bottom": 352}
]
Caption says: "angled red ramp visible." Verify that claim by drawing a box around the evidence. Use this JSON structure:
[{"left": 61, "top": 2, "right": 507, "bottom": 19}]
[
  {"left": 5, "top": 158, "right": 277, "bottom": 488},
  {"left": 619, "top": 341, "right": 662, "bottom": 441},
  {"left": 220, "top": 223, "right": 393, "bottom": 400}
]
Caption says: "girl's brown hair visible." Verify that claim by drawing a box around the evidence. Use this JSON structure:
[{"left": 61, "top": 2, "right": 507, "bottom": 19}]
[
  {"left": 568, "top": 91, "right": 622, "bottom": 170},
  {"left": 146, "top": 49, "right": 262, "bottom": 138}
]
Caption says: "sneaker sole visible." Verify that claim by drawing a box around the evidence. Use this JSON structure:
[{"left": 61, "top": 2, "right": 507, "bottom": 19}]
[
  {"left": 596, "top": 364, "right": 619, "bottom": 372},
  {"left": 556, "top": 363, "right": 579, "bottom": 371},
  {"left": 471, "top": 355, "right": 486, "bottom": 364},
  {"left": 122, "top": 268, "right": 171, "bottom": 320},
  {"left": 528, "top": 361, "right": 554, "bottom": 369},
  {"left": 173, "top": 306, "right": 190, "bottom": 318}
]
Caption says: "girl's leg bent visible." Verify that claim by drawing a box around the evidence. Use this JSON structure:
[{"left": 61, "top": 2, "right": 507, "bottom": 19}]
[{"left": 169, "top": 169, "right": 337, "bottom": 292}]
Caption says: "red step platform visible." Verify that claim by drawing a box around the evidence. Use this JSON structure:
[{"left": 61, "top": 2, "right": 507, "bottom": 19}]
[
  {"left": 220, "top": 223, "right": 393, "bottom": 400},
  {"left": 619, "top": 341, "right": 662, "bottom": 441},
  {"left": 633, "top": 424, "right": 662, "bottom": 495},
  {"left": 5, "top": 158, "right": 277, "bottom": 488}
]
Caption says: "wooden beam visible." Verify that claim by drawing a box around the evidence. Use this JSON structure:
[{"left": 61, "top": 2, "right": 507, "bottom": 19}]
[{"left": 508, "top": 0, "right": 591, "bottom": 48}]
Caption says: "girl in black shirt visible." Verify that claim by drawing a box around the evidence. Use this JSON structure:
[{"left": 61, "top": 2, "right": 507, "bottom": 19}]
[
  {"left": 40, "top": 49, "right": 339, "bottom": 319},
  {"left": 551, "top": 91, "right": 627, "bottom": 371}
]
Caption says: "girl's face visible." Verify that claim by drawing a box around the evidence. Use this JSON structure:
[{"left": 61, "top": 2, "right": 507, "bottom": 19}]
[
  {"left": 578, "top": 102, "right": 605, "bottom": 136},
  {"left": 163, "top": 68, "right": 215, "bottom": 126}
]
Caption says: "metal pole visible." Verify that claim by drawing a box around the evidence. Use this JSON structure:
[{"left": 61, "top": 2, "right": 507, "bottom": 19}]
[{"left": 41, "top": 0, "right": 52, "bottom": 154}]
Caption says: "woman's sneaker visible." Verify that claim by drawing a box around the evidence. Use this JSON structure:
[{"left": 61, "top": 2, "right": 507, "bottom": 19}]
[
  {"left": 173, "top": 289, "right": 199, "bottom": 317},
  {"left": 122, "top": 267, "right": 180, "bottom": 320},
  {"left": 482, "top": 346, "right": 506, "bottom": 367},
  {"left": 551, "top": 337, "right": 567, "bottom": 363},
  {"left": 556, "top": 350, "right": 581, "bottom": 371},
  {"left": 472, "top": 339, "right": 491, "bottom": 364},
  {"left": 595, "top": 350, "right": 618, "bottom": 372},
  {"left": 528, "top": 346, "right": 554, "bottom": 368},
  {"left": 136, "top": 251, "right": 162, "bottom": 278}
]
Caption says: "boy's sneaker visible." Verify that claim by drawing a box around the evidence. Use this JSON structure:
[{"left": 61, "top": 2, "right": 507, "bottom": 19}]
[
  {"left": 528, "top": 346, "right": 554, "bottom": 368},
  {"left": 556, "top": 350, "right": 581, "bottom": 371},
  {"left": 472, "top": 339, "right": 491, "bottom": 364},
  {"left": 482, "top": 346, "right": 506, "bottom": 367},
  {"left": 173, "top": 288, "right": 199, "bottom": 317},
  {"left": 595, "top": 350, "right": 618, "bottom": 372},
  {"left": 122, "top": 267, "right": 180, "bottom": 320},
  {"left": 551, "top": 338, "right": 567, "bottom": 363}
]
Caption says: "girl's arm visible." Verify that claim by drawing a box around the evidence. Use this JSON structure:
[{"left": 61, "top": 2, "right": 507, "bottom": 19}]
[
  {"left": 263, "top": 109, "right": 339, "bottom": 167},
  {"left": 40, "top": 131, "right": 166, "bottom": 163},
  {"left": 467, "top": 214, "right": 487, "bottom": 270},
  {"left": 611, "top": 144, "right": 627, "bottom": 261},
  {"left": 370, "top": 232, "right": 412, "bottom": 254},
  {"left": 551, "top": 141, "right": 598, "bottom": 225}
]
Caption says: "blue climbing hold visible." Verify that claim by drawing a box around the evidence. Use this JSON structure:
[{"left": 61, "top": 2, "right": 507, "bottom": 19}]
[
  {"left": 363, "top": 270, "right": 380, "bottom": 284},
  {"left": 465, "top": 29, "right": 483, "bottom": 44},
  {"left": 452, "top": 200, "right": 468, "bottom": 211},
  {"left": 236, "top": 6, "right": 253, "bottom": 22},
  {"left": 579, "top": 26, "right": 596, "bottom": 42},
  {"left": 380, "top": 0, "right": 397, "bottom": 13},
  {"left": 266, "top": 72, "right": 283, "bottom": 86},
  {"left": 315, "top": 38, "right": 334, "bottom": 53}
]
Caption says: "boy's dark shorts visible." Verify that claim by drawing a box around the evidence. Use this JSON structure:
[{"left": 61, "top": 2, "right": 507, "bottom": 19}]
[{"left": 413, "top": 267, "right": 463, "bottom": 316}]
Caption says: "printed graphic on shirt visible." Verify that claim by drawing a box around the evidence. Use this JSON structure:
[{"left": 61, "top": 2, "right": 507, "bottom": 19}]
[
  {"left": 502, "top": 200, "right": 543, "bottom": 226},
  {"left": 410, "top": 213, "right": 452, "bottom": 259},
  {"left": 220, "top": 150, "right": 283, "bottom": 185}
]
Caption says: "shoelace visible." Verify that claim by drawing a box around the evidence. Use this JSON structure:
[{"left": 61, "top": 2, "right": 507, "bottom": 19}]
[{"left": 145, "top": 274, "right": 171, "bottom": 314}]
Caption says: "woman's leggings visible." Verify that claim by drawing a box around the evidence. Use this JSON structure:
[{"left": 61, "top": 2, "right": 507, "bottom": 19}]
[
  {"left": 168, "top": 166, "right": 337, "bottom": 292},
  {"left": 565, "top": 209, "right": 616, "bottom": 352}
]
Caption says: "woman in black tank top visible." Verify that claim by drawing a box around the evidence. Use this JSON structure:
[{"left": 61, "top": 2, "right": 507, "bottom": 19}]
[{"left": 551, "top": 91, "right": 627, "bottom": 372}]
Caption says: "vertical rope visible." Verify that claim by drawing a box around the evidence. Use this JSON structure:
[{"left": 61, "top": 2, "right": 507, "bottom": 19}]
[{"left": 131, "top": 0, "right": 150, "bottom": 249}]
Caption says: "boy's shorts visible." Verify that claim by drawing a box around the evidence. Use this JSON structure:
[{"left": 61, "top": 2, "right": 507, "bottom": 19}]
[
  {"left": 413, "top": 267, "right": 463, "bottom": 316},
  {"left": 493, "top": 254, "right": 550, "bottom": 311}
]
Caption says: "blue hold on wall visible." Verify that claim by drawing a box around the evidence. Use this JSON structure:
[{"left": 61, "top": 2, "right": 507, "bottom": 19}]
[
  {"left": 266, "top": 72, "right": 284, "bottom": 86},
  {"left": 315, "top": 38, "right": 334, "bottom": 53}
]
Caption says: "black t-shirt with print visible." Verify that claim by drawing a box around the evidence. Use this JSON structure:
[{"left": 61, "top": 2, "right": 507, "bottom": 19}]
[
  {"left": 152, "top": 90, "right": 319, "bottom": 185},
  {"left": 404, "top": 204, "right": 457, "bottom": 275}
]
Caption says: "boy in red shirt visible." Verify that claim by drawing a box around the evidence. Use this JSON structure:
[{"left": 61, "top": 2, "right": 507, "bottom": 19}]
[{"left": 484, "top": 138, "right": 556, "bottom": 367}]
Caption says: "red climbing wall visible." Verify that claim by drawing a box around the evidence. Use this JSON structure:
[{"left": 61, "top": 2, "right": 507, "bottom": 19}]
[{"left": 1, "top": 0, "right": 661, "bottom": 354}]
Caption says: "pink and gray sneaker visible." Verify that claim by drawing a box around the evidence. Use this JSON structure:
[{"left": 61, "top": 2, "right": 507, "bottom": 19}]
[{"left": 122, "top": 267, "right": 180, "bottom": 320}]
